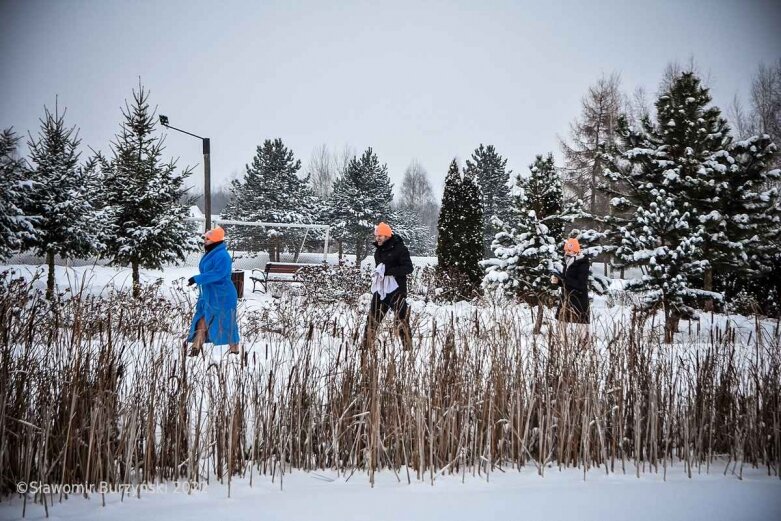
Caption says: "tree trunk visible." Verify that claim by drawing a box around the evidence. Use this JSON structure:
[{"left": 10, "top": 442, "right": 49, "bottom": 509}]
[
  {"left": 606, "top": 177, "right": 614, "bottom": 279},
  {"left": 46, "top": 250, "right": 55, "bottom": 300},
  {"left": 590, "top": 118, "right": 602, "bottom": 217},
  {"left": 703, "top": 268, "right": 714, "bottom": 312},
  {"left": 533, "top": 300, "right": 545, "bottom": 335},
  {"left": 663, "top": 307, "right": 679, "bottom": 344},
  {"left": 338, "top": 240, "right": 343, "bottom": 261},
  {"left": 703, "top": 268, "right": 713, "bottom": 292},
  {"left": 132, "top": 261, "right": 140, "bottom": 298}
]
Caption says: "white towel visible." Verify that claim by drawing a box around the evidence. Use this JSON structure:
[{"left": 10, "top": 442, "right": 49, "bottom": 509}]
[{"left": 371, "top": 263, "right": 399, "bottom": 299}]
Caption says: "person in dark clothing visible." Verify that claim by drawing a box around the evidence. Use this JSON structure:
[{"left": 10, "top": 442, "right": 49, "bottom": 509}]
[
  {"left": 552, "top": 238, "right": 590, "bottom": 339},
  {"left": 363, "top": 222, "right": 415, "bottom": 350}
]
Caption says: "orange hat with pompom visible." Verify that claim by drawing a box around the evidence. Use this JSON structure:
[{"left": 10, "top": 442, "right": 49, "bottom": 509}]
[
  {"left": 203, "top": 226, "right": 225, "bottom": 242},
  {"left": 564, "top": 238, "right": 580, "bottom": 255},
  {"left": 375, "top": 222, "right": 392, "bottom": 237}
]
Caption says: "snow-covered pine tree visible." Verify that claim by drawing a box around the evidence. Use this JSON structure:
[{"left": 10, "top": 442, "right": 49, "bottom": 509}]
[
  {"left": 482, "top": 212, "right": 557, "bottom": 300},
  {"left": 222, "top": 138, "right": 317, "bottom": 261},
  {"left": 647, "top": 72, "right": 738, "bottom": 298},
  {"left": 81, "top": 150, "right": 115, "bottom": 245},
  {"left": 604, "top": 75, "right": 720, "bottom": 340},
  {"left": 26, "top": 105, "right": 101, "bottom": 298},
  {"left": 325, "top": 148, "right": 393, "bottom": 263},
  {"left": 436, "top": 159, "right": 483, "bottom": 297},
  {"left": 521, "top": 153, "right": 567, "bottom": 243},
  {"left": 713, "top": 134, "right": 780, "bottom": 312},
  {"left": 101, "top": 84, "right": 198, "bottom": 296},
  {"left": 483, "top": 154, "right": 578, "bottom": 315},
  {"left": 616, "top": 192, "right": 707, "bottom": 342},
  {"left": 0, "top": 128, "right": 37, "bottom": 261},
  {"left": 615, "top": 72, "right": 780, "bottom": 312},
  {"left": 464, "top": 144, "right": 510, "bottom": 257}
]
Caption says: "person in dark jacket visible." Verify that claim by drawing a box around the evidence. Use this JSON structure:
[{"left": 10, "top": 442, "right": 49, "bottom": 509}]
[
  {"left": 363, "top": 222, "right": 414, "bottom": 350},
  {"left": 186, "top": 226, "right": 240, "bottom": 357},
  {"left": 552, "top": 237, "right": 590, "bottom": 331}
]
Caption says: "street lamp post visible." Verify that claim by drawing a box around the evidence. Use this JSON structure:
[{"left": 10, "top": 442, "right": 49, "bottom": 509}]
[{"left": 159, "top": 115, "right": 212, "bottom": 231}]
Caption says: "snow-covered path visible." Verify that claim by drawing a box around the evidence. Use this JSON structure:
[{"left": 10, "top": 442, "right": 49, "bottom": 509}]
[{"left": 2, "top": 466, "right": 779, "bottom": 521}]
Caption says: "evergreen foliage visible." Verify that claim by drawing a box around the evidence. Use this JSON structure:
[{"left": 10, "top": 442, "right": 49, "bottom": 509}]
[
  {"left": 0, "top": 129, "right": 37, "bottom": 261},
  {"left": 436, "top": 159, "right": 483, "bottom": 297},
  {"left": 326, "top": 148, "right": 394, "bottom": 262},
  {"left": 100, "top": 84, "right": 198, "bottom": 295},
  {"left": 464, "top": 144, "right": 510, "bottom": 256},
  {"left": 26, "top": 105, "right": 101, "bottom": 297}
]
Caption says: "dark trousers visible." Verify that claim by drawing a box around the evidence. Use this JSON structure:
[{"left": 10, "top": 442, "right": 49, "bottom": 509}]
[{"left": 363, "top": 290, "right": 412, "bottom": 350}]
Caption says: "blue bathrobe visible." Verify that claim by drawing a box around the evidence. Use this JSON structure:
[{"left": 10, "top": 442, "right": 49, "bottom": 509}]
[{"left": 187, "top": 242, "right": 240, "bottom": 346}]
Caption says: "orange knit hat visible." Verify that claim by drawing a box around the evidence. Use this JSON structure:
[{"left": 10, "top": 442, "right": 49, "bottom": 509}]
[
  {"left": 564, "top": 238, "right": 580, "bottom": 255},
  {"left": 203, "top": 226, "right": 225, "bottom": 242},
  {"left": 375, "top": 222, "right": 393, "bottom": 237}
]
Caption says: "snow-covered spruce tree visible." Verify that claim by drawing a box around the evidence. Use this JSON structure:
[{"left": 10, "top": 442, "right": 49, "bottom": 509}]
[
  {"left": 436, "top": 159, "right": 483, "bottom": 298},
  {"left": 617, "top": 192, "right": 708, "bottom": 342},
  {"left": 612, "top": 72, "right": 780, "bottom": 311},
  {"left": 464, "top": 144, "right": 510, "bottom": 257},
  {"left": 26, "top": 106, "right": 102, "bottom": 298},
  {"left": 222, "top": 138, "right": 317, "bottom": 261},
  {"left": 483, "top": 154, "right": 581, "bottom": 331},
  {"left": 646, "top": 72, "right": 738, "bottom": 298},
  {"left": 604, "top": 103, "right": 716, "bottom": 340},
  {"left": 101, "top": 84, "right": 198, "bottom": 297},
  {"left": 520, "top": 153, "right": 567, "bottom": 243},
  {"left": 81, "top": 150, "right": 116, "bottom": 245},
  {"left": 521, "top": 156, "right": 607, "bottom": 287},
  {"left": 325, "top": 148, "right": 393, "bottom": 263},
  {"left": 0, "top": 129, "right": 37, "bottom": 261},
  {"left": 713, "top": 135, "right": 780, "bottom": 313},
  {"left": 693, "top": 74, "right": 780, "bottom": 312}
]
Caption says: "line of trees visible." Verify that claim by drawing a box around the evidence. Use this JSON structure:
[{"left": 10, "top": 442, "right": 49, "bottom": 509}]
[
  {"left": 2, "top": 61, "right": 779, "bottom": 322},
  {"left": 445, "top": 64, "right": 780, "bottom": 331},
  {"left": 0, "top": 84, "right": 198, "bottom": 297},
  {"left": 221, "top": 142, "right": 441, "bottom": 259}
]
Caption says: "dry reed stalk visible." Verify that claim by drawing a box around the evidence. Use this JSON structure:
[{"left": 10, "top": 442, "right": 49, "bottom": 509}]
[{"left": 0, "top": 271, "right": 778, "bottom": 515}]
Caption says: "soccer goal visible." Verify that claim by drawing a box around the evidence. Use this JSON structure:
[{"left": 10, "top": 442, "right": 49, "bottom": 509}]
[{"left": 186, "top": 217, "right": 332, "bottom": 270}]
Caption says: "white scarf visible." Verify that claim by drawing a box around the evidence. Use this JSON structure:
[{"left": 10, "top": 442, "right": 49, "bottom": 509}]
[
  {"left": 371, "top": 263, "right": 399, "bottom": 299},
  {"left": 565, "top": 254, "right": 584, "bottom": 270}
]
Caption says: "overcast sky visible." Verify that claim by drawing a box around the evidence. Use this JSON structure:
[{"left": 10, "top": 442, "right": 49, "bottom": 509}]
[{"left": 2, "top": 0, "right": 779, "bottom": 197}]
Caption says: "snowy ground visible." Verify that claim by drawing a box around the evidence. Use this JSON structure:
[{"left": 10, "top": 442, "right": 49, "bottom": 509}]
[{"left": 1, "top": 465, "right": 779, "bottom": 521}]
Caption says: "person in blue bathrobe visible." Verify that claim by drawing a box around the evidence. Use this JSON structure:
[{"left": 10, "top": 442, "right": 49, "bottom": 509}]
[{"left": 186, "top": 225, "right": 240, "bottom": 357}]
